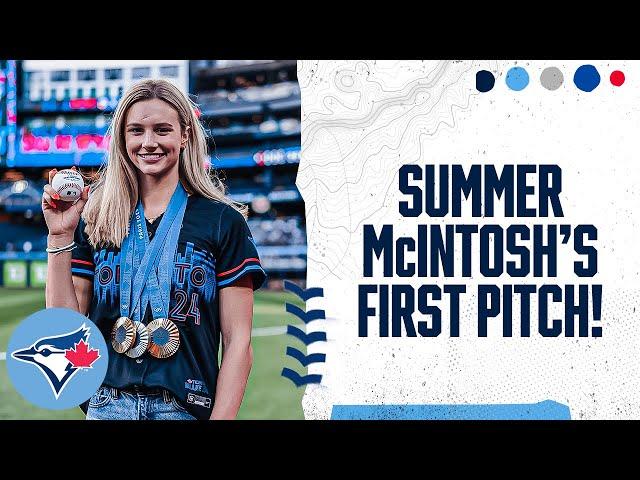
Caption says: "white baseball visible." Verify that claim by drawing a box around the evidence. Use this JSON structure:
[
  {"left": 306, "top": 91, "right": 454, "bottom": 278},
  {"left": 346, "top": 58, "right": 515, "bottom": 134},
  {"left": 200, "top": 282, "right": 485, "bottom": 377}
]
[{"left": 51, "top": 169, "right": 84, "bottom": 202}]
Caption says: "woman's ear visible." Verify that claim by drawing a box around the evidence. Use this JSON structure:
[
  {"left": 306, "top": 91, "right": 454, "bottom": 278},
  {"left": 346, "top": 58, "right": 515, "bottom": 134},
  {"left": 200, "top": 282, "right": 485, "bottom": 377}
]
[{"left": 181, "top": 125, "right": 190, "bottom": 149}]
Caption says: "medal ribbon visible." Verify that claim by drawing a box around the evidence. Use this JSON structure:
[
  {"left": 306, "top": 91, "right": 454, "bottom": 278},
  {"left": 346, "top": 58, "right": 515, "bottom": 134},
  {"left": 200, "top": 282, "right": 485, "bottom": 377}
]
[
  {"left": 145, "top": 197, "right": 187, "bottom": 319},
  {"left": 119, "top": 182, "right": 188, "bottom": 322}
]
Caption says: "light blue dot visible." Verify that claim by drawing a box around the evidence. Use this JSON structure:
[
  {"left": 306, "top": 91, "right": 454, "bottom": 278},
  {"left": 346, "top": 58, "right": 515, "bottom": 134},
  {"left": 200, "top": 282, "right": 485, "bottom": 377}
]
[{"left": 506, "top": 67, "right": 530, "bottom": 91}]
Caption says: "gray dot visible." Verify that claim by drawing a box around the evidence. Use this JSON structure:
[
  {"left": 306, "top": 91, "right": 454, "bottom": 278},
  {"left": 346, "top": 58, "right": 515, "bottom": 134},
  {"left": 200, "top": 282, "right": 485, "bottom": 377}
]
[{"left": 541, "top": 67, "right": 564, "bottom": 91}]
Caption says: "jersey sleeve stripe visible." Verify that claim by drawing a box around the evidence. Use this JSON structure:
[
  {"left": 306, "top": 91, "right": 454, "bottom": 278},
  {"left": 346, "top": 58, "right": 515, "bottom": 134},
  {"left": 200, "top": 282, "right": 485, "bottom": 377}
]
[
  {"left": 217, "top": 265, "right": 265, "bottom": 287},
  {"left": 216, "top": 257, "right": 261, "bottom": 278},
  {"left": 72, "top": 259, "right": 95, "bottom": 267},
  {"left": 71, "top": 267, "right": 94, "bottom": 277}
]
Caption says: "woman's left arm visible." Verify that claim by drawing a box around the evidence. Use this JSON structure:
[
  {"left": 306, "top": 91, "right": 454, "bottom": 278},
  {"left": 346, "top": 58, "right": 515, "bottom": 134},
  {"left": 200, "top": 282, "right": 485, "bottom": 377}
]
[{"left": 211, "top": 275, "right": 254, "bottom": 420}]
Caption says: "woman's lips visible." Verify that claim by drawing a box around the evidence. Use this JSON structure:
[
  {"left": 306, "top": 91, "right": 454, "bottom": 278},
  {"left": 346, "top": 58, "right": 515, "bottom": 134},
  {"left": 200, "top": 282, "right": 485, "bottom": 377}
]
[{"left": 137, "top": 153, "right": 166, "bottom": 163}]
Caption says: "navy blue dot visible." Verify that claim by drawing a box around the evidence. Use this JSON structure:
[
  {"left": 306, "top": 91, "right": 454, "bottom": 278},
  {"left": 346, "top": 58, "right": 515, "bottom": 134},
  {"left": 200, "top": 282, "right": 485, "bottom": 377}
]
[
  {"left": 573, "top": 65, "right": 601, "bottom": 92},
  {"left": 476, "top": 70, "right": 495, "bottom": 93}
]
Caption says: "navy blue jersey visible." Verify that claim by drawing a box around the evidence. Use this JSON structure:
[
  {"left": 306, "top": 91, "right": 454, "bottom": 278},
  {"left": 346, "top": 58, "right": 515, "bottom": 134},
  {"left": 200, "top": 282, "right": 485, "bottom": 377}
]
[{"left": 71, "top": 195, "right": 266, "bottom": 420}]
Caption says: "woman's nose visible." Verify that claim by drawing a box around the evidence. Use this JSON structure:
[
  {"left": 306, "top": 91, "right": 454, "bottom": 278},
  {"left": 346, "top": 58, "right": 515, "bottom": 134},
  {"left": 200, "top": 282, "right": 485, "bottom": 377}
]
[{"left": 142, "top": 132, "right": 158, "bottom": 149}]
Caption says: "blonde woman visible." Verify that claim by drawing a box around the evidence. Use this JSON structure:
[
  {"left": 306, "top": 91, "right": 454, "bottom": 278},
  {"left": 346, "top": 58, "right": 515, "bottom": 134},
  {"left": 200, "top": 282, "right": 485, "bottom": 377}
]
[{"left": 43, "top": 79, "right": 266, "bottom": 420}]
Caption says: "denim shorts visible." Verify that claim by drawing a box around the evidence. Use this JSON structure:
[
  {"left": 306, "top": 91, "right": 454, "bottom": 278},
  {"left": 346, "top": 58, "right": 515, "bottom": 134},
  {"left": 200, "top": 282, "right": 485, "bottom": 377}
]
[{"left": 86, "top": 385, "right": 197, "bottom": 420}]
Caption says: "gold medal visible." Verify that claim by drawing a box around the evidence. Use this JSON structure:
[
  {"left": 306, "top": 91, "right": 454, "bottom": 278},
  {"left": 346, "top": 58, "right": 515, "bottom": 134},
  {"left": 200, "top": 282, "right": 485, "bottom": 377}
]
[
  {"left": 147, "top": 318, "right": 180, "bottom": 359},
  {"left": 125, "top": 321, "right": 150, "bottom": 358},
  {"left": 111, "top": 316, "right": 136, "bottom": 354}
]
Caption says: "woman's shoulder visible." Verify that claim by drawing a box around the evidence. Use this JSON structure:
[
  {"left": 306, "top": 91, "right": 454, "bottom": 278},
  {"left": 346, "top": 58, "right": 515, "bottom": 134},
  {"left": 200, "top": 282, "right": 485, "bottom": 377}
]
[
  {"left": 187, "top": 195, "right": 246, "bottom": 224},
  {"left": 187, "top": 194, "right": 230, "bottom": 212},
  {"left": 186, "top": 195, "right": 248, "bottom": 245}
]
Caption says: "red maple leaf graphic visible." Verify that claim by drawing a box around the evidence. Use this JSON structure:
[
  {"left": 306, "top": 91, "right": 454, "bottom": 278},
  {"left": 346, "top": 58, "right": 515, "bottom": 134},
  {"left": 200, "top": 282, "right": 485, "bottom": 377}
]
[{"left": 65, "top": 339, "right": 100, "bottom": 368}]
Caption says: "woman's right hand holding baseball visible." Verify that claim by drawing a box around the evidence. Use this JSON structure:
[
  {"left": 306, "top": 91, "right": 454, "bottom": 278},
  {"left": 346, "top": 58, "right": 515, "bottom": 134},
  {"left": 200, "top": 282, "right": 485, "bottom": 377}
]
[{"left": 43, "top": 167, "right": 90, "bottom": 243}]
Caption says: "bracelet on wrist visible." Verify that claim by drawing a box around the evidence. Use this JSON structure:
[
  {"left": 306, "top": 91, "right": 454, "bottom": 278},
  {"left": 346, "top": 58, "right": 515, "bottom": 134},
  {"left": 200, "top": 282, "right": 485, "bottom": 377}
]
[{"left": 46, "top": 241, "right": 77, "bottom": 255}]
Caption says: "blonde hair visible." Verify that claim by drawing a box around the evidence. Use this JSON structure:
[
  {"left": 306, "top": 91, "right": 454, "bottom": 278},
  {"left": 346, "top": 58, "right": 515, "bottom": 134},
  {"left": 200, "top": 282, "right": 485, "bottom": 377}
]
[{"left": 82, "top": 79, "right": 246, "bottom": 248}]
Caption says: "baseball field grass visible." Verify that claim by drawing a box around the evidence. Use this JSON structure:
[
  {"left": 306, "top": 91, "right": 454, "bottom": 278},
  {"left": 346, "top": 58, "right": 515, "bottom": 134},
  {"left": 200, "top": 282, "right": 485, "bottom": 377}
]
[{"left": 0, "top": 287, "right": 306, "bottom": 420}]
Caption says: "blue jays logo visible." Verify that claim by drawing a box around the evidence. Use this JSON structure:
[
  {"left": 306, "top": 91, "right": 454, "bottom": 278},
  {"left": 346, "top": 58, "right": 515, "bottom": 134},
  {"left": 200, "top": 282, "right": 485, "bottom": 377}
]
[
  {"left": 7, "top": 308, "right": 108, "bottom": 410},
  {"left": 11, "top": 324, "right": 101, "bottom": 399}
]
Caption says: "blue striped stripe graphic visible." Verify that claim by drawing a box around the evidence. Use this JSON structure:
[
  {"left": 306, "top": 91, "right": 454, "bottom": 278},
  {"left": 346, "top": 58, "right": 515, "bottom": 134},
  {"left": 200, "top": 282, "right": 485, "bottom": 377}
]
[{"left": 331, "top": 400, "right": 571, "bottom": 420}]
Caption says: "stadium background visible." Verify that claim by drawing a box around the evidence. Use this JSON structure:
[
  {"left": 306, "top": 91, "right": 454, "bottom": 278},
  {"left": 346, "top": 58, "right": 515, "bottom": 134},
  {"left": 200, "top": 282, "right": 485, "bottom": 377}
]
[{"left": 0, "top": 59, "right": 306, "bottom": 419}]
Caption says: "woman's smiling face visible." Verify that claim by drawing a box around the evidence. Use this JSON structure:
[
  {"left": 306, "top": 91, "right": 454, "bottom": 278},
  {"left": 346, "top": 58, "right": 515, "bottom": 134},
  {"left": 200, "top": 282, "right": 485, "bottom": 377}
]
[{"left": 124, "top": 98, "right": 188, "bottom": 179}]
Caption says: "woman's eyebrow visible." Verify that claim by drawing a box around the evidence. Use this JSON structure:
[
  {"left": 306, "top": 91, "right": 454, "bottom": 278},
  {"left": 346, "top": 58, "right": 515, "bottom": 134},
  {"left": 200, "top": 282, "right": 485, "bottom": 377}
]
[{"left": 126, "top": 122, "right": 174, "bottom": 128}]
